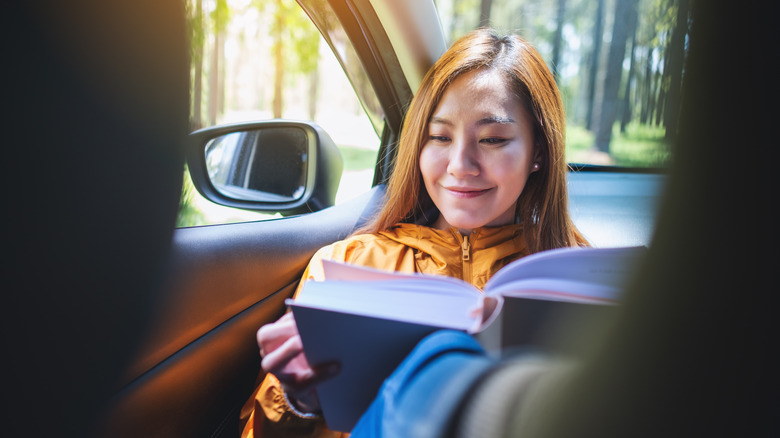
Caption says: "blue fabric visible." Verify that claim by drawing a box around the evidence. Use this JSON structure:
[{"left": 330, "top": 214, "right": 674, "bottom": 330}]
[{"left": 351, "top": 330, "right": 496, "bottom": 438}]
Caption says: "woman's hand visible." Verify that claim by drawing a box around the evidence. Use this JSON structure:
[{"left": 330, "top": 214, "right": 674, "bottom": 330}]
[{"left": 257, "top": 312, "right": 339, "bottom": 413}]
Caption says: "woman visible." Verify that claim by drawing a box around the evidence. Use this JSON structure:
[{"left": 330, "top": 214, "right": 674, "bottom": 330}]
[{"left": 240, "top": 28, "right": 588, "bottom": 438}]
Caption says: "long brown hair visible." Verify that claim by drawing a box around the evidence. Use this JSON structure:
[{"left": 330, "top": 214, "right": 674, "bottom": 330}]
[{"left": 358, "top": 28, "right": 588, "bottom": 253}]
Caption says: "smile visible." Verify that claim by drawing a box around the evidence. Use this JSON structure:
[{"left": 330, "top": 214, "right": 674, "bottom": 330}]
[{"left": 444, "top": 187, "right": 492, "bottom": 199}]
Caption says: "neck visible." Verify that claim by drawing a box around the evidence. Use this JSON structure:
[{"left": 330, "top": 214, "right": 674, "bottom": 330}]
[{"left": 432, "top": 216, "right": 472, "bottom": 235}]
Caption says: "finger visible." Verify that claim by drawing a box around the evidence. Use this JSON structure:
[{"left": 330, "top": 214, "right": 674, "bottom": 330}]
[
  {"left": 257, "top": 313, "right": 297, "bottom": 356},
  {"left": 309, "top": 361, "right": 341, "bottom": 386},
  {"left": 282, "top": 361, "right": 341, "bottom": 393},
  {"left": 261, "top": 334, "right": 306, "bottom": 375},
  {"left": 257, "top": 313, "right": 295, "bottom": 346}
]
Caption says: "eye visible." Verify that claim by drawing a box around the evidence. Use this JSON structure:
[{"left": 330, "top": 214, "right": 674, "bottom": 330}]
[
  {"left": 480, "top": 137, "right": 510, "bottom": 145},
  {"left": 428, "top": 135, "right": 451, "bottom": 143}
]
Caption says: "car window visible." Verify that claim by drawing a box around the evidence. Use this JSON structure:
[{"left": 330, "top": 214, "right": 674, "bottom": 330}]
[
  {"left": 433, "top": 0, "right": 681, "bottom": 169},
  {"left": 178, "top": 0, "right": 380, "bottom": 227},
  {"left": 179, "top": 0, "right": 682, "bottom": 227}
]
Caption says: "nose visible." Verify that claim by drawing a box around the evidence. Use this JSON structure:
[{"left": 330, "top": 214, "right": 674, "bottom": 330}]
[{"left": 447, "top": 139, "right": 480, "bottom": 177}]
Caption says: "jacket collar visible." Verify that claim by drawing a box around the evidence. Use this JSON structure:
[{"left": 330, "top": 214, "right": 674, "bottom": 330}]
[{"left": 378, "top": 223, "right": 526, "bottom": 263}]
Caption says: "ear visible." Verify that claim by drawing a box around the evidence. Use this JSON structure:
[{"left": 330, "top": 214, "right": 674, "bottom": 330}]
[{"left": 530, "top": 150, "right": 543, "bottom": 173}]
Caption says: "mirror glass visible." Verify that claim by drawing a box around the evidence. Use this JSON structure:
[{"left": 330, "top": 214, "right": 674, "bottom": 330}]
[{"left": 204, "top": 127, "right": 309, "bottom": 202}]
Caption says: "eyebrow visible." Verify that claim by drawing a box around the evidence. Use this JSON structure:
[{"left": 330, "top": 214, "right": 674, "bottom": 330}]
[
  {"left": 478, "top": 115, "right": 516, "bottom": 125},
  {"left": 429, "top": 115, "right": 516, "bottom": 126}
]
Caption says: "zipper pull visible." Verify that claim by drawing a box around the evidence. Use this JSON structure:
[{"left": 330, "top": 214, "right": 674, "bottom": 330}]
[{"left": 461, "top": 235, "right": 471, "bottom": 262}]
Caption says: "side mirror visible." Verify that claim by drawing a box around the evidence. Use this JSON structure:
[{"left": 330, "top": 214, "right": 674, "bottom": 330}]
[{"left": 187, "top": 120, "right": 343, "bottom": 216}]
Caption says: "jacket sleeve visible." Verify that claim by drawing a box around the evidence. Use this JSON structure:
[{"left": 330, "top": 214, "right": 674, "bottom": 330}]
[
  {"left": 240, "top": 244, "right": 349, "bottom": 438},
  {"left": 240, "top": 372, "right": 347, "bottom": 438}
]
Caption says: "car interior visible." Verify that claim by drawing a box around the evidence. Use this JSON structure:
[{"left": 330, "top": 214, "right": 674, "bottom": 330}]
[{"left": 6, "top": 0, "right": 772, "bottom": 437}]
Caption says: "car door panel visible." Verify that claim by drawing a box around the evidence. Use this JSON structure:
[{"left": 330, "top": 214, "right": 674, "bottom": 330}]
[
  {"left": 100, "top": 185, "right": 385, "bottom": 437},
  {"left": 100, "top": 287, "right": 290, "bottom": 437}
]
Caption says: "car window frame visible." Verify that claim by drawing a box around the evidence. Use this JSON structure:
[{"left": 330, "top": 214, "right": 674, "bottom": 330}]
[{"left": 298, "top": 0, "right": 420, "bottom": 186}]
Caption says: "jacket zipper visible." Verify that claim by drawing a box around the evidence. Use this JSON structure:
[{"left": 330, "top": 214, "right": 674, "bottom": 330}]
[{"left": 460, "top": 234, "right": 472, "bottom": 284}]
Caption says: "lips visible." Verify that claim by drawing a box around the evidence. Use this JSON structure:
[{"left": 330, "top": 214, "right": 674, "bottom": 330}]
[{"left": 443, "top": 186, "right": 492, "bottom": 199}]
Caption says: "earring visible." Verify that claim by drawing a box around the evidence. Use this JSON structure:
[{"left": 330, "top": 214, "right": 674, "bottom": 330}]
[{"left": 532, "top": 162, "right": 540, "bottom": 171}]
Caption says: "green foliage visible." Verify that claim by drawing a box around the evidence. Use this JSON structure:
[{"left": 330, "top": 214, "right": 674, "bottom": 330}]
[
  {"left": 284, "top": 3, "right": 321, "bottom": 74},
  {"left": 610, "top": 122, "right": 671, "bottom": 167},
  {"left": 211, "top": 0, "right": 231, "bottom": 34},
  {"left": 177, "top": 166, "right": 207, "bottom": 228},
  {"left": 253, "top": 0, "right": 321, "bottom": 75},
  {"left": 185, "top": 0, "right": 206, "bottom": 66},
  {"left": 566, "top": 122, "right": 670, "bottom": 167},
  {"left": 339, "top": 146, "right": 379, "bottom": 171}
]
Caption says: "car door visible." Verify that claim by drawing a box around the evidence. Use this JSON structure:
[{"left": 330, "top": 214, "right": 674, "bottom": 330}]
[{"left": 97, "top": 1, "right": 426, "bottom": 436}]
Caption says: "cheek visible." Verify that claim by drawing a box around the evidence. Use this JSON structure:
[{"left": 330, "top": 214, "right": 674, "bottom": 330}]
[
  {"left": 489, "top": 155, "right": 533, "bottom": 194},
  {"left": 418, "top": 146, "right": 441, "bottom": 185}
]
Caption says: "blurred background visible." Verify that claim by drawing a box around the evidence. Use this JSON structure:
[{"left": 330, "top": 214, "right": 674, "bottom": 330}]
[{"left": 179, "top": 0, "right": 684, "bottom": 226}]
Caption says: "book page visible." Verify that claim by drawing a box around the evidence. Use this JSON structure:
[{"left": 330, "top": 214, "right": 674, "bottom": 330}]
[
  {"left": 321, "top": 259, "right": 480, "bottom": 294},
  {"left": 291, "top": 278, "right": 479, "bottom": 330},
  {"left": 321, "top": 259, "right": 415, "bottom": 281},
  {"left": 487, "top": 278, "right": 619, "bottom": 303},
  {"left": 486, "top": 246, "right": 646, "bottom": 295}
]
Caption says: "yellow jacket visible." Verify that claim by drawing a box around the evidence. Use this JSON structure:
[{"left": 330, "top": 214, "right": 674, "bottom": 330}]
[{"left": 240, "top": 223, "right": 528, "bottom": 438}]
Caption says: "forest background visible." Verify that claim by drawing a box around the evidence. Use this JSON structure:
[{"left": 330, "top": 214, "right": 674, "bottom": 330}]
[{"left": 179, "top": 0, "right": 686, "bottom": 226}]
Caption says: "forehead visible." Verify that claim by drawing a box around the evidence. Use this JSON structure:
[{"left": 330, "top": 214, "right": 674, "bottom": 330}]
[
  {"left": 445, "top": 68, "right": 511, "bottom": 96},
  {"left": 432, "top": 68, "right": 527, "bottom": 121}
]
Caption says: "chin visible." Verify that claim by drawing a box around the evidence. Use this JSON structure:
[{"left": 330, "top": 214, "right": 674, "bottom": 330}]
[{"left": 443, "top": 215, "right": 488, "bottom": 232}]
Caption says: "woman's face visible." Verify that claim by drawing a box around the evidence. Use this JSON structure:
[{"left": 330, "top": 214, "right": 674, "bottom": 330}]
[{"left": 420, "top": 68, "right": 538, "bottom": 234}]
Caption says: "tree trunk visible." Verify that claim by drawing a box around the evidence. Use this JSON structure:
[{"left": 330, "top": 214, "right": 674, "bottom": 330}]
[
  {"left": 655, "top": 37, "right": 673, "bottom": 127},
  {"left": 272, "top": 1, "right": 284, "bottom": 118},
  {"left": 217, "top": 29, "right": 225, "bottom": 121},
  {"left": 192, "top": 62, "right": 202, "bottom": 129},
  {"left": 663, "top": 0, "right": 690, "bottom": 141},
  {"left": 448, "top": 0, "right": 461, "bottom": 43},
  {"left": 208, "top": 30, "right": 220, "bottom": 125},
  {"left": 640, "top": 47, "right": 654, "bottom": 124},
  {"left": 585, "top": 0, "right": 605, "bottom": 131},
  {"left": 594, "top": 0, "right": 639, "bottom": 153},
  {"left": 190, "top": 0, "right": 203, "bottom": 130},
  {"left": 308, "top": 65, "right": 318, "bottom": 120},
  {"left": 551, "top": 0, "right": 567, "bottom": 82},
  {"left": 479, "top": 0, "right": 493, "bottom": 28},
  {"left": 620, "top": 12, "right": 639, "bottom": 133}
]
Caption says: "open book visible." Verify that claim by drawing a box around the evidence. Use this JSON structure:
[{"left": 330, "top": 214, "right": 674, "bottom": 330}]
[{"left": 288, "top": 245, "right": 647, "bottom": 432}]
